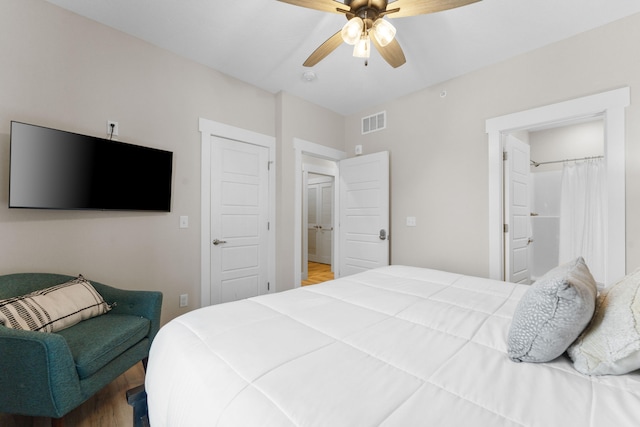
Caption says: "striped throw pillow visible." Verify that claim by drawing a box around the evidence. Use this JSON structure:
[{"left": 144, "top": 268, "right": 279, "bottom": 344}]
[{"left": 0, "top": 275, "right": 111, "bottom": 333}]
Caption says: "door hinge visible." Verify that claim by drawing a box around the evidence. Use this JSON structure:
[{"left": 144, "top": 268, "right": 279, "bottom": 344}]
[
  {"left": 267, "top": 222, "right": 270, "bottom": 230},
  {"left": 504, "top": 224, "right": 509, "bottom": 233},
  {"left": 267, "top": 282, "right": 270, "bottom": 291},
  {"left": 268, "top": 160, "right": 273, "bottom": 171},
  {"left": 503, "top": 151, "right": 508, "bottom": 161}
]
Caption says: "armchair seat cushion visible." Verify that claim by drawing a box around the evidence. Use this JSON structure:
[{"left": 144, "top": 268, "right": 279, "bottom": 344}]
[{"left": 58, "top": 314, "right": 150, "bottom": 379}]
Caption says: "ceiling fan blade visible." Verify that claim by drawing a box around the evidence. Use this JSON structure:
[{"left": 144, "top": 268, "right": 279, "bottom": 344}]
[
  {"left": 277, "top": 0, "right": 349, "bottom": 14},
  {"left": 303, "top": 30, "right": 344, "bottom": 67},
  {"left": 388, "top": 0, "right": 481, "bottom": 18},
  {"left": 371, "top": 37, "right": 406, "bottom": 68}
]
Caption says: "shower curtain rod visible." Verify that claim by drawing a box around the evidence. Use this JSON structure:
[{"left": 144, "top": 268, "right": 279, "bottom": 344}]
[{"left": 530, "top": 155, "right": 604, "bottom": 168}]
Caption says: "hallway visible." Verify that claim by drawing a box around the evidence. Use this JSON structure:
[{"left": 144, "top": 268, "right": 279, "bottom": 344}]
[{"left": 302, "top": 262, "right": 333, "bottom": 286}]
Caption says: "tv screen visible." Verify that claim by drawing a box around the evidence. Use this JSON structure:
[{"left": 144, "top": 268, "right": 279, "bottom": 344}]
[{"left": 9, "top": 121, "right": 173, "bottom": 211}]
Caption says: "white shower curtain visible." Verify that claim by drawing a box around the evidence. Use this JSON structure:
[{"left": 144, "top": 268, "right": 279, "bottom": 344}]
[{"left": 558, "top": 158, "right": 606, "bottom": 284}]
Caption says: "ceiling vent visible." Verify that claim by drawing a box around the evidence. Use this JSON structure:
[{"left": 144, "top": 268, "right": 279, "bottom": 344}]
[{"left": 361, "top": 111, "right": 386, "bottom": 135}]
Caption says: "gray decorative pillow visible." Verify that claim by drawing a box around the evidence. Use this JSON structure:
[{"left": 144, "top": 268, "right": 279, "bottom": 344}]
[
  {"left": 568, "top": 268, "right": 640, "bottom": 375},
  {"left": 0, "top": 275, "right": 111, "bottom": 333},
  {"left": 507, "top": 257, "right": 597, "bottom": 363}
]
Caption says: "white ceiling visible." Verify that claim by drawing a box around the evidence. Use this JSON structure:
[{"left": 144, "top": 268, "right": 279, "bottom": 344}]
[{"left": 45, "top": 0, "right": 640, "bottom": 116}]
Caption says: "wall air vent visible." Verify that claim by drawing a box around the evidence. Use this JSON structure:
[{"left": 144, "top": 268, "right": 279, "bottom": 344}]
[{"left": 361, "top": 111, "right": 386, "bottom": 135}]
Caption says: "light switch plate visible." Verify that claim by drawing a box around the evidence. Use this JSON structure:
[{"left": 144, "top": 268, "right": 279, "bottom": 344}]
[{"left": 179, "top": 216, "right": 189, "bottom": 228}]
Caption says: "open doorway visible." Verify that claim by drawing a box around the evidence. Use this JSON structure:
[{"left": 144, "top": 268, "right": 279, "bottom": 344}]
[
  {"left": 293, "top": 139, "right": 346, "bottom": 288},
  {"left": 487, "top": 87, "right": 629, "bottom": 287},
  {"left": 503, "top": 118, "right": 605, "bottom": 285},
  {"left": 301, "top": 161, "right": 337, "bottom": 286},
  {"left": 528, "top": 118, "right": 605, "bottom": 284},
  {"left": 294, "top": 139, "right": 391, "bottom": 287}
]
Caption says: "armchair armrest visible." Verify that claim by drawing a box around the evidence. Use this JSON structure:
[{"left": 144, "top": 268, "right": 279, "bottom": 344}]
[
  {"left": 91, "top": 282, "right": 163, "bottom": 343},
  {"left": 0, "top": 326, "right": 82, "bottom": 418}
]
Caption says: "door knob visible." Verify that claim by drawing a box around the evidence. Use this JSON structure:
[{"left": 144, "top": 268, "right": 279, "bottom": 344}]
[
  {"left": 379, "top": 229, "right": 387, "bottom": 240},
  {"left": 527, "top": 238, "right": 534, "bottom": 245},
  {"left": 212, "top": 239, "right": 227, "bottom": 246}
]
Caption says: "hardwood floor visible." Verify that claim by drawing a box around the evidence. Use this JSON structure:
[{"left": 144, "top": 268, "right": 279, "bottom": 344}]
[
  {"left": 302, "top": 262, "right": 334, "bottom": 286},
  {"left": 0, "top": 361, "right": 145, "bottom": 427}
]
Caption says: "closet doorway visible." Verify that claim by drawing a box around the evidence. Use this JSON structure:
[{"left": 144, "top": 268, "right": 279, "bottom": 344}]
[{"left": 199, "top": 118, "right": 276, "bottom": 306}]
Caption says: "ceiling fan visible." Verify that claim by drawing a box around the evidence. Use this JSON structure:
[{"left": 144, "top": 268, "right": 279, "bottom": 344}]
[{"left": 278, "top": 0, "right": 480, "bottom": 68}]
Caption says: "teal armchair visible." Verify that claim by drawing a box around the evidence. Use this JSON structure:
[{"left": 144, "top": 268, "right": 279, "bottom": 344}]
[{"left": 0, "top": 273, "right": 162, "bottom": 423}]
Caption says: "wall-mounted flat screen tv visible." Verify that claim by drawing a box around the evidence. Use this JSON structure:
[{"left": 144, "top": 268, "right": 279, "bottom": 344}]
[{"left": 9, "top": 121, "right": 173, "bottom": 211}]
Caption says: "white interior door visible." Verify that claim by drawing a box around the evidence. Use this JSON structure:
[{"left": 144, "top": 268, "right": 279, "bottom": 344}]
[
  {"left": 317, "top": 181, "right": 333, "bottom": 265},
  {"left": 308, "top": 178, "right": 333, "bottom": 265},
  {"left": 211, "top": 137, "right": 269, "bottom": 303},
  {"left": 504, "top": 135, "right": 531, "bottom": 284},
  {"left": 338, "top": 151, "right": 390, "bottom": 278},
  {"left": 307, "top": 184, "right": 319, "bottom": 262}
]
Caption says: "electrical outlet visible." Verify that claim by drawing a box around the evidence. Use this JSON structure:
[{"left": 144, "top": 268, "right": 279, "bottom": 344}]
[
  {"left": 107, "top": 120, "right": 119, "bottom": 137},
  {"left": 179, "top": 294, "right": 188, "bottom": 307},
  {"left": 406, "top": 216, "right": 417, "bottom": 227}
]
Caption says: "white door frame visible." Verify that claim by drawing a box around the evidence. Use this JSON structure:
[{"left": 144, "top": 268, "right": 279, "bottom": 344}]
[
  {"left": 486, "top": 87, "right": 629, "bottom": 286},
  {"left": 200, "top": 118, "right": 276, "bottom": 306},
  {"left": 294, "top": 138, "right": 347, "bottom": 288}
]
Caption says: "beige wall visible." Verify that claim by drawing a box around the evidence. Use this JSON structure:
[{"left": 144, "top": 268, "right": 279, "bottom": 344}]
[
  {"left": 344, "top": 12, "right": 640, "bottom": 278},
  {"left": 529, "top": 120, "right": 604, "bottom": 172},
  {"left": 275, "top": 92, "right": 344, "bottom": 292},
  {"left": 0, "top": 0, "right": 342, "bottom": 324},
  {"left": 3, "top": 0, "right": 640, "bottom": 325}
]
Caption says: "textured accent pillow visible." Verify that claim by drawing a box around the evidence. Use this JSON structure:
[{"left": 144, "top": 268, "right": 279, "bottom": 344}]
[
  {"left": 507, "top": 257, "right": 597, "bottom": 363},
  {"left": 568, "top": 268, "right": 640, "bottom": 375},
  {"left": 0, "top": 275, "right": 111, "bottom": 333}
]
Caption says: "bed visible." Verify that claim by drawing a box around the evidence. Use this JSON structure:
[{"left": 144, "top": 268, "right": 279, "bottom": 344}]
[{"left": 145, "top": 265, "right": 640, "bottom": 426}]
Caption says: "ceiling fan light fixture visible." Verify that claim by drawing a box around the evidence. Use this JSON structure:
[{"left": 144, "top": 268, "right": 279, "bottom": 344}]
[
  {"left": 353, "top": 34, "right": 371, "bottom": 58},
  {"left": 371, "top": 18, "right": 396, "bottom": 47},
  {"left": 341, "top": 17, "right": 364, "bottom": 45}
]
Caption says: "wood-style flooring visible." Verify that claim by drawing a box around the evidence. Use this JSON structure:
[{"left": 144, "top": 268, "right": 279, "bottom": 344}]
[
  {"left": 0, "top": 361, "right": 145, "bottom": 427},
  {"left": 302, "top": 262, "right": 334, "bottom": 286}
]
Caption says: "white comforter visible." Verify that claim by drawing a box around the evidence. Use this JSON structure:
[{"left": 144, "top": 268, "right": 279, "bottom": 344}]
[{"left": 146, "top": 265, "right": 640, "bottom": 426}]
